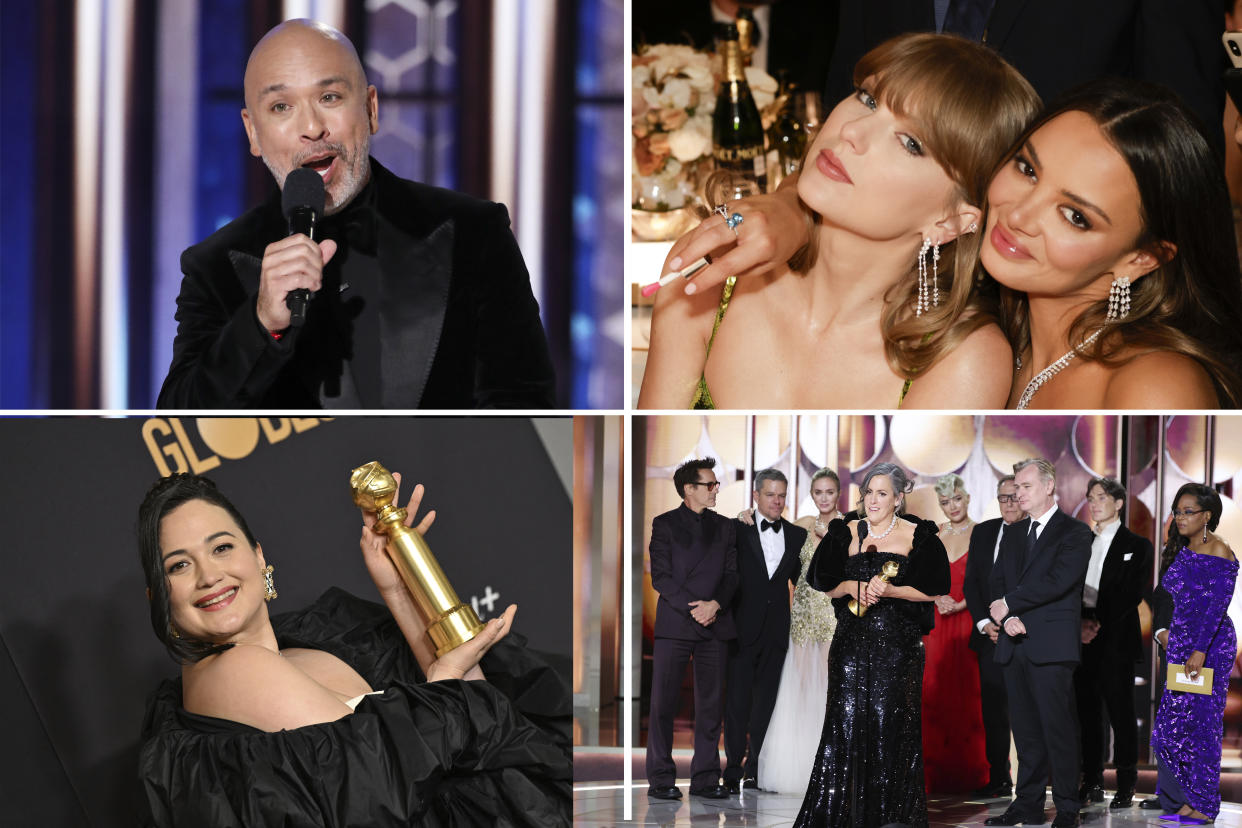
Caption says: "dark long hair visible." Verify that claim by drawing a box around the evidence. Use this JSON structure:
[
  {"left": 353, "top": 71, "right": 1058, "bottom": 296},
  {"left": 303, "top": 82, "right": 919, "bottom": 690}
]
[
  {"left": 1160, "top": 483, "right": 1222, "bottom": 574},
  {"left": 991, "top": 78, "right": 1242, "bottom": 405},
  {"left": 137, "top": 474, "right": 258, "bottom": 663}
]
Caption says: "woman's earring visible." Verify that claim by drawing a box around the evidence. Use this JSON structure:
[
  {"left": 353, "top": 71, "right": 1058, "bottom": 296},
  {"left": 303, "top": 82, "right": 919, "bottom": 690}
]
[
  {"left": 917, "top": 238, "right": 940, "bottom": 316},
  {"left": 1203, "top": 524, "right": 1208, "bottom": 543},
  {"left": 263, "top": 565, "right": 278, "bottom": 602},
  {"left": 1107, "top": 275, "right": 1131, "bottom": 321},
  {"left": 169, "top": 624, "right": 181, "bottom": 639}
]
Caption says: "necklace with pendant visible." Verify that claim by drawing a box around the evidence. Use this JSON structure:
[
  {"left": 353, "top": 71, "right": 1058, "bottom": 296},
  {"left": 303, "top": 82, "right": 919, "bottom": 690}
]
[
  {"left": 1015, "top": 329, "right": 1102, "bottom": 409},
  {"left": 867, "top": 512, "right": 899, "bottom": 540}
]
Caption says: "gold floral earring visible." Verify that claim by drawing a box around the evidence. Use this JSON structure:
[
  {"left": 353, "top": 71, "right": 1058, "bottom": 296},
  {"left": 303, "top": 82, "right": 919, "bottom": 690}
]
[
  {"left": 262, "top": 565, "right": 278, "bottom": 602},
  {"left": 169, "top": 624, "right": 181, "bottom": 639}
]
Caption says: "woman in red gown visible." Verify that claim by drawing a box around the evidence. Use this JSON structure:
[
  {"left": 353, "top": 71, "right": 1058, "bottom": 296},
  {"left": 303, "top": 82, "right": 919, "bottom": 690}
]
[{"left": 922, "top": 473, "right": 989, "bottom": 792}]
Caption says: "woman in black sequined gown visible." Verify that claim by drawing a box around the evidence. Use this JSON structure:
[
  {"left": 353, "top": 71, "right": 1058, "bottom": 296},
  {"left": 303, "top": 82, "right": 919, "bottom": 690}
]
[{"left": 794, "top": 463, "right": 951, "bottom": 828}]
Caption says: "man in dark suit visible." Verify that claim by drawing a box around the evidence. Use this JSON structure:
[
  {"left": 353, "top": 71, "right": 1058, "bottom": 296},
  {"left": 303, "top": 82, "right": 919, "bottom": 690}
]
[
  {"left": 158, "top": 19, "right": 554, "bottom": 409},
  {"left": 646, "top": 458, "right": 739, "bottom": 801},
  {"left": 723, "top": 467, "right": 804, "bottom": 792},
  {"left": 1075, "top": 477, "right": 1153, "bottom": 809},
  {"left": 986, "top": 458, "right": 1093, "bottom": 828},
  {"left": 963, "top": 474, "right": 1026, "bottom": 798},
  {"left": 824, "top": 0, "right": 1223, "bottom": 154}
]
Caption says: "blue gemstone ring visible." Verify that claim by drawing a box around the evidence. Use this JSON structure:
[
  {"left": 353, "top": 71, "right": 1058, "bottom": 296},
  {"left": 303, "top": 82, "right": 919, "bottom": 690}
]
[{"left": 725, "top": 212, "right": 744, "bottom": 232}]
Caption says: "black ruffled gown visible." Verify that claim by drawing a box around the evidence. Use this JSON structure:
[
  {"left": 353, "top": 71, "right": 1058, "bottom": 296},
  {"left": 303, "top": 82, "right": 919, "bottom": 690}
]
[
  {"left": 794, "top": 516, "right": 950, "bottom": 828},
  {"left": 137, "top": 588, "right": 571, "bottom": 827}
]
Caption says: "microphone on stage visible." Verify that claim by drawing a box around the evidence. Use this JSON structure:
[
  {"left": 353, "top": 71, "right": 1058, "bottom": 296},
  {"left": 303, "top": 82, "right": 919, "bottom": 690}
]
[{"left": 281, "top": 168, "right": 326, "bottom": 327}]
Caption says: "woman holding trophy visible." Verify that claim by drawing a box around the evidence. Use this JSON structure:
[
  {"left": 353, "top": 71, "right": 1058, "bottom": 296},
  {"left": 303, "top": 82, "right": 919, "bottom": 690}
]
[
  {"left": 795, "top": 463, "right": 949, "bottom": 828},
  {"left": 135, "top": 469, "right": 570, "bottom": 827}
]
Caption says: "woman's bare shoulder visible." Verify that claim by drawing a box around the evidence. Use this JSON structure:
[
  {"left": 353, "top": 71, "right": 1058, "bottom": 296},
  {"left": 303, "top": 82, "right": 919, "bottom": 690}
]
[
  {"left": 183, "top": 644, "right": 354, "bottom": 732},
  {"left": 1204, "top": 537, "right": 1237, "bottom": 562},
  {"left": 903, "top": 322, "right": 1012, "bottom": 409},
  {"left": 1103, "top": 351, "right": 1218, "bottom": 409}
]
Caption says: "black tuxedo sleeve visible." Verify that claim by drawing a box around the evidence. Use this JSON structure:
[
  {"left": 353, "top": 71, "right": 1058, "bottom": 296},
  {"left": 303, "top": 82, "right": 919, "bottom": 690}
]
[
  {"left": 1097, "top": 534, "right": 1153, "bottom": 627},
  {"left": 469, "top": 204, "right": 555, "bottom": 408},
  {"left": 1152, "top": 581, "right": 1173, "bottom": 637},
  {"left": 1004, "top": 522, "right": 1092, "bottom": 617},
  {"left": 963, "top": 528, "right": 991, "bottom": 626},
  {"left": 157, "top": 252, "right": 297, "bottom": 408},
  {"left": 649, "top": 518, "right": 697, "bottom": 618}
]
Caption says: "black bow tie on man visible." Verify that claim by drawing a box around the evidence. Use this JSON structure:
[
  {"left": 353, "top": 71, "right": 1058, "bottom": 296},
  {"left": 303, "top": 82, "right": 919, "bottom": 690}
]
[{"left": 761, "top": 519, "right": 780, "bottom": 532}]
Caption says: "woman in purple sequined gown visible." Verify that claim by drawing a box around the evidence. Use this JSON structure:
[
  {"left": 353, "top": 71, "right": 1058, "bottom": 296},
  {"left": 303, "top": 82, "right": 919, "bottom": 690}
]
[
  {"left": 796, "top": 464, "right": 950, "bottom": 828},
  {"left": 1151, "top": 483, "right": 1238, "bottom": 823}
]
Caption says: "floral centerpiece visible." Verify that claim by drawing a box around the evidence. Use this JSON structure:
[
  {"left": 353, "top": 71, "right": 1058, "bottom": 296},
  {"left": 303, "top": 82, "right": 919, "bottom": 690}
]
[{"left": 632, "top": 43, "right": 780, "bottom": 231}]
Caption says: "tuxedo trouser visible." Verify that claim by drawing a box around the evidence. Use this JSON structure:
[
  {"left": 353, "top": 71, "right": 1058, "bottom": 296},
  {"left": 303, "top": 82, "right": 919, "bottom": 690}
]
[
  {"left": 723, "top": 633, "right": 786, "bottom": 783},
  {"left": 976, "top": 643, "right": 1012, "bottom": 785},
  {"left": 1074, "top": 637, "right": 1138, "bottom": 788},
  {"left": 1003, "top": 644, "right": 1081, "bottom": 815},
  {"left": 647, "top": 636, "right": 729, "bottom": 789}
]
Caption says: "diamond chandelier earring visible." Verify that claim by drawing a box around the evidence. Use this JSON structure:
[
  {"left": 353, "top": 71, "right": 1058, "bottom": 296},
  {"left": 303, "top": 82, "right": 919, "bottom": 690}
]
[
  {"left": 263, "top": 565, "right": 278, "bottom": 602},
  {"left": 917, "top": 238, "right": 941, "bottom": 316},
  {"left": 1107, "top": 275, "right": 1131, "bottom": 321}
]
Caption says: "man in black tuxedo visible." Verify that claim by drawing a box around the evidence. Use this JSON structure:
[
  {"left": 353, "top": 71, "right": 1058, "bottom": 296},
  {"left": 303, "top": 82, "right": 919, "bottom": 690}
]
[
  {"left": 723, "top": 468, "right": 804, "bottom": 792},
  {"left": 1075, "top": 477, "right": 1152, "bottom": 809},
  {"left": 824, "top": 0, "right": 1223, "bottom": 155},
  {"left": 646, "top": 458, "right": 739, "bottom": 801},
  {"left": 963, "top": 474, "right": 1026, "bottom": 798},
  {"left": 158, "top": 19, "right": 554, "bottom": 409},
  {"left": 986, "top": 458, "right": 1092, "bottom": 828}
]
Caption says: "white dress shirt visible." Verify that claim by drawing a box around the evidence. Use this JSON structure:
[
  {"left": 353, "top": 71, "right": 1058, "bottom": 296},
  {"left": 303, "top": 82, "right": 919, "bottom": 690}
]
[
  {"left": 1083, "top": 520, "right": 1120, "bottom": 608},
  {"left": 755, "top": 509, "right": 784, "bottom": 579}
]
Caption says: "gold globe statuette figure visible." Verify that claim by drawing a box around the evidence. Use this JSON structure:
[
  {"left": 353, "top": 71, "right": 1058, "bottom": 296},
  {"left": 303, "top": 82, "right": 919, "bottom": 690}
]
[
  {"left": 350, "top": 461, "right": 485, "bottom": 657},
  {"left": 848, "top": 559, "right": 901, "bottom": 617}
]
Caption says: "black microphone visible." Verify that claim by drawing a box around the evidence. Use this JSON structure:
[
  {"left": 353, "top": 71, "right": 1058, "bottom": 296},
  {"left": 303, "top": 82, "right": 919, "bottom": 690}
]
[{"left": 281, "top": 168, "right": 326, "bottom": 327}]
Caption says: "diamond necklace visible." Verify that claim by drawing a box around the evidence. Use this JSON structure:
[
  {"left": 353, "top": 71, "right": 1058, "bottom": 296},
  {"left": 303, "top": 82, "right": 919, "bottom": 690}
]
[
  {"left": 1015, "top": 329, "right": 1102, "bottom": 409},
  {"left": 866, "top": 512, "right": 899, "bottom": 540},
  {"left": 943, "top": 520, "right": 974, "bottom": 536}
]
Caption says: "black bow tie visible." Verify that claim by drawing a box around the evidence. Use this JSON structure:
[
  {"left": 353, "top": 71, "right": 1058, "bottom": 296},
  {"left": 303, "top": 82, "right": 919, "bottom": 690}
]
[
  {"left": 319, "top": 185, "right": 377, "bottom": 253},
  {"left": 761, "top": 519, "right": 780, "bottom": 532}
]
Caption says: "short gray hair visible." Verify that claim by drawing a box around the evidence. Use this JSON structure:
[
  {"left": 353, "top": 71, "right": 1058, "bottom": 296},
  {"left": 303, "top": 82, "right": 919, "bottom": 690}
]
[
  {"left": 934, "top": 473, "right": 966, "bottom": 499},
  {"left": 858, "top": 462, "right": 914, "bottom": 514},
  {"left": 753, "top": 468, "right": 787, "bottom": 492},
  {"left": 1013, "top": 458, "right": 1056, "bottom": 485},
  {"left": 996, "top": 474, "right": 1016, "bottom": 492}
]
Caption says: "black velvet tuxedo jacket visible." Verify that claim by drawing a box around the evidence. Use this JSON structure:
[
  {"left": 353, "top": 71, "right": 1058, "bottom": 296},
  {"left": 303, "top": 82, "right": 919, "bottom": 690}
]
[
  {"left": 825, "top": 0, "right": 1223, "bottom": 155},
  {"left": 1081, "top": 524, "right": 1153, "bottom": 663},
  {"left": 964, "top": 517, "right": 1007, "bottom": 653},
  {"left": 157, "top": 159, "right": 555, "bottom": 409},
  {"left": 989, "top": 509, "right": 1092, "bottom": 665},
  {"left": 732, "top": 515, "right": 805, "bottom": 648},
  {"left": 649, "top": 504, "right": 739, "bottom": 641}
]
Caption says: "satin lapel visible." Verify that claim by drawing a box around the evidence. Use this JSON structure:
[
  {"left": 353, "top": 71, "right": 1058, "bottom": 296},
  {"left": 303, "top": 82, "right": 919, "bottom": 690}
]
[
  {"left": 742, "top": 519, "right": 766, "bottom": 576},
  {"left": 684, "top": 513, "right": 714, "bottom": 578},
  {"left": 983, "top": 0, "right": 1029, "bottom": 47},
  {"left": 781, "top": 520, "right": 801, "bottom": 575},
  {"left": 229, "top": 250, "right": 262, "bottom": 296},
  {"left": 1099, "top": 527, "right": 1130, "bottom": 590},
  {"left": 377, "top": 216, "right": 454, "bottom": 409},
  {"left": 1021, "top": 510, "right": 1063, "bottom": 579}
]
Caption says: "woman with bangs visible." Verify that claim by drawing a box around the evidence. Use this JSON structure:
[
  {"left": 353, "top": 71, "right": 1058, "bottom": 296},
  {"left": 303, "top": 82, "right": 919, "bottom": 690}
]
[{"left": 637, "top": 33, "right": 1041, "bottom": 410}]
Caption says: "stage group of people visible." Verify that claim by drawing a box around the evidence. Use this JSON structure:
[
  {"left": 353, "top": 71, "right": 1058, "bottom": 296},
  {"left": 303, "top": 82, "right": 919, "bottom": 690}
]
[{"left": 646, "top": 457, "right": 1238, "bottom": 827}]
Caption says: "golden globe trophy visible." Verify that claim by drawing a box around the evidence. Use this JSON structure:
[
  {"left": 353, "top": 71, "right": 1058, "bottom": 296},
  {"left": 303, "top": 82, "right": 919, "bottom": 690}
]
[
  {"left": 350, "top": 460, "right": 485, "bottom": 656},
  {"left": 848, "top": 559, "right": 900, "bottom": 617}
]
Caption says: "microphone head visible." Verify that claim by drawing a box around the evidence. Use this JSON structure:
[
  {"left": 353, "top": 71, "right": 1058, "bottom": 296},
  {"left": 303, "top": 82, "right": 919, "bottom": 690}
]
[
  {"left": 282, "top": 167, "right": 326, "bottom": 218},
  {"left": 866, "top": 544, "right": 877, "bottom": 554}
]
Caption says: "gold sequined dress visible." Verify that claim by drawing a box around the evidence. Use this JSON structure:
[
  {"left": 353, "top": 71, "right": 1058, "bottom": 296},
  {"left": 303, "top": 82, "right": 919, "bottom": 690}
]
[{"left": 757, "top": 526, "right": 838, "bottom": 793}]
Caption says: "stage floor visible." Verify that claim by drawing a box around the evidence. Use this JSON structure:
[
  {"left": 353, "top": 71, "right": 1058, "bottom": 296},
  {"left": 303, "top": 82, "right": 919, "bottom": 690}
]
[{"left": 573, "top": 784, "right": 1242, "bottom": 827}]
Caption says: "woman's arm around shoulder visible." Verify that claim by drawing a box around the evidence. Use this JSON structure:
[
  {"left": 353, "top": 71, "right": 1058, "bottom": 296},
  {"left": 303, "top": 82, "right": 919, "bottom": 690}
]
[
  {"left": 900, "top": 322, "right": 1013, "bottom": 409},
  {"left": 183, "top": 644, "right": 353, "bottom": 732},
  {"left": 1103, "top": 351, "right": 1219, "bottom": 409},
  {"left": 637, "top": 264, "right": 724, "bottom": 408}
]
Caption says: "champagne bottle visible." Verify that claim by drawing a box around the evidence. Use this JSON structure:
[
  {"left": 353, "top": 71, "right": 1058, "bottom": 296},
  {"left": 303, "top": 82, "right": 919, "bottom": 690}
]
[
  {"left": 712, "top": 24, "right": 767, "bottom": 193},
  {"left": 735, "top": 8, "right": 757, "bottom": 67}
]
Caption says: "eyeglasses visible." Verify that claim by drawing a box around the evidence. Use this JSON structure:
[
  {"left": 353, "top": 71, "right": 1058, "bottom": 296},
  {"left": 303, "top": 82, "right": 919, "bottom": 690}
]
[
  {"left": 997, "top": 494, "right": 1018, "bottom": 504},
  {"left": 1170, "top": 508, "right": 1206, "bottom": 518},
  {"left": 690, "top": 481, "right": 721, "bottom": 491}
]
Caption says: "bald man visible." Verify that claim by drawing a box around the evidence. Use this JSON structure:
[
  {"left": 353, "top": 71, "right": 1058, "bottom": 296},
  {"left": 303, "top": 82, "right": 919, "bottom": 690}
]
[{"left": 158, "top": 20, "right": 555, "bottom": 409}]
